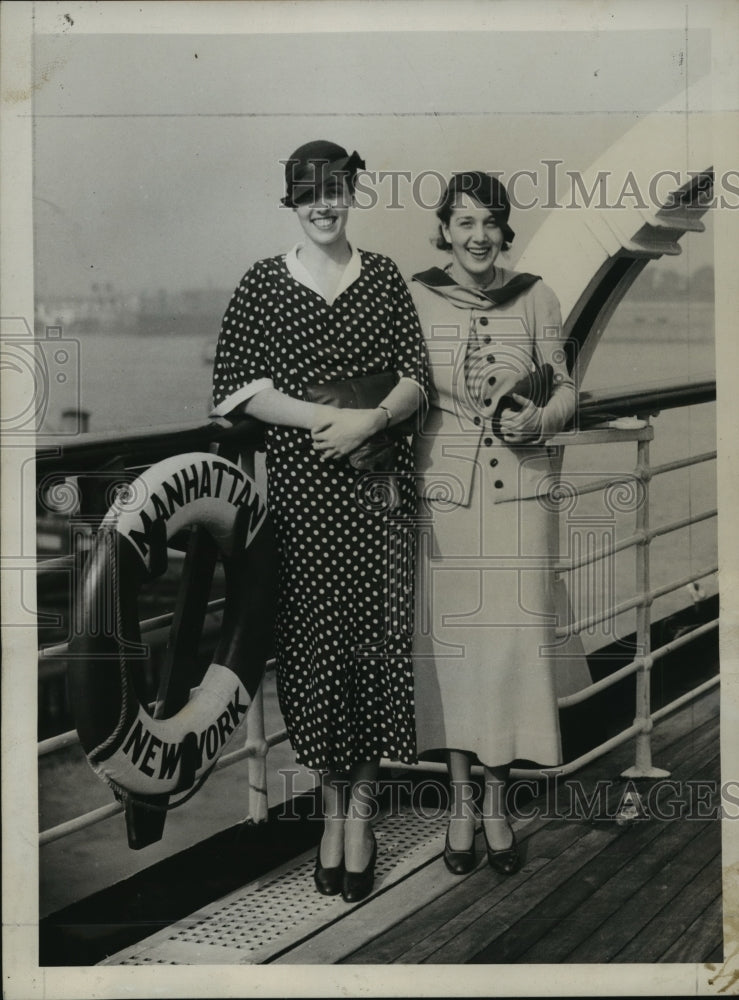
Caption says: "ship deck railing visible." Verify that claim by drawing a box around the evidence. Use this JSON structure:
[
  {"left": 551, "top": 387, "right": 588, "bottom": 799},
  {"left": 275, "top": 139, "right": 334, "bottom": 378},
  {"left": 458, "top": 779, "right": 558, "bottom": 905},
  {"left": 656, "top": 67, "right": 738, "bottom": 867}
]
[{"left": 36, "top": 376, "right": 718, "bottom": 848}]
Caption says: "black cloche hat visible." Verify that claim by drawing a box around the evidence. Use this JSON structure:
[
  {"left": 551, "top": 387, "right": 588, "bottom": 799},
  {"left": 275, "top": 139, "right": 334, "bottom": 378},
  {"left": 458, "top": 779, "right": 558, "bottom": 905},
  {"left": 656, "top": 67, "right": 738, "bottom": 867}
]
[{"left": 281, "top": 140, "right": 365, "bottom": 207}]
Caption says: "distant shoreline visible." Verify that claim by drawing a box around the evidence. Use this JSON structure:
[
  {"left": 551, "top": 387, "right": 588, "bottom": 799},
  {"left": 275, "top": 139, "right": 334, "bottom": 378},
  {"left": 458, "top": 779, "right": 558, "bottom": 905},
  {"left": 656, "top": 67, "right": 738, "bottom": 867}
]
[{"left": 43, "top": 295, "right": 715, "bottom": 340}]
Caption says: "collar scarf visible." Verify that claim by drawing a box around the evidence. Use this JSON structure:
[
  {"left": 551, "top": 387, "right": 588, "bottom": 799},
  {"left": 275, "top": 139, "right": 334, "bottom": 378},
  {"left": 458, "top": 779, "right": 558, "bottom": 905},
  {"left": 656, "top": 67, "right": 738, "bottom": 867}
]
[{"left": 412, "top": 265, "right": 541, "bottom": 310}]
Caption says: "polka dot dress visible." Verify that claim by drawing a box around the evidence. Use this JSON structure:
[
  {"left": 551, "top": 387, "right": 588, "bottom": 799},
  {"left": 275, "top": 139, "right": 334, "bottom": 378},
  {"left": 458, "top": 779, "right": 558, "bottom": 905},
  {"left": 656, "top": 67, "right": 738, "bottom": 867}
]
[{"left": 212, "top": 250, "right": 429, "bottom": 772}]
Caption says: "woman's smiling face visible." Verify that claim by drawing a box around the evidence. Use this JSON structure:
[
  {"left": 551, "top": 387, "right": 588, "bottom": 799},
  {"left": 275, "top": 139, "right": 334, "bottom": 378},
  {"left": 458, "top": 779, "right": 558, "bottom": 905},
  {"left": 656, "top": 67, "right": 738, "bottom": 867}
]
[
  {"left": 294, "top": 174, "right": 352, "bottom": 247},
  {"left": 443, "top": 192, "right": 505, "bottom": 284}
]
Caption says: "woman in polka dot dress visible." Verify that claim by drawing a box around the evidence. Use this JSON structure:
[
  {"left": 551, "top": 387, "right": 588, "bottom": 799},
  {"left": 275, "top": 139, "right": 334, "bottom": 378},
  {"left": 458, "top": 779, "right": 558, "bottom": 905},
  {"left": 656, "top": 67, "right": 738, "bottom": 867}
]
[{"left": 211, "top": 141, "right": 428, "bottom": 902}]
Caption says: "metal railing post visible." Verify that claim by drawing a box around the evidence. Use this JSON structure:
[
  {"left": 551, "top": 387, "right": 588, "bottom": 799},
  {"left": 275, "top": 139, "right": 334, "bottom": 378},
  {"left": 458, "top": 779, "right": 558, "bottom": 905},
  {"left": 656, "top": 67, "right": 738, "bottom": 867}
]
[
  {"left": 243, "top": 682, "right": 269, "bottom": 825},
  {"left": 215, "top": 438, "right": 272, "bottom": 824},
  {"left": 622, "top": 425, "right": 670, "bottom": 779}
]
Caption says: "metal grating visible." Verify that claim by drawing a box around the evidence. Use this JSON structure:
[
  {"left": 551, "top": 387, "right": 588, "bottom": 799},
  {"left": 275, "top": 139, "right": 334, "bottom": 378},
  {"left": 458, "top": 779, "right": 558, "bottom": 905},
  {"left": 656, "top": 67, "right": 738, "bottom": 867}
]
[{"left": 108, "top": 807, "right": 447, "bottom": 965}]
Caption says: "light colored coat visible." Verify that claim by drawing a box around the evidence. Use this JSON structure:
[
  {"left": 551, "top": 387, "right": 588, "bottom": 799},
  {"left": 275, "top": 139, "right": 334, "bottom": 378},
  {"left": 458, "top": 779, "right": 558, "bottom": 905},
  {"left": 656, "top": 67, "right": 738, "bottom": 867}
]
[
  {"left": 411, "top": 267, "right": 576, "bottom": 506},
  {"left": 410, "top": 265, "right": 590, "bottom": 764}
]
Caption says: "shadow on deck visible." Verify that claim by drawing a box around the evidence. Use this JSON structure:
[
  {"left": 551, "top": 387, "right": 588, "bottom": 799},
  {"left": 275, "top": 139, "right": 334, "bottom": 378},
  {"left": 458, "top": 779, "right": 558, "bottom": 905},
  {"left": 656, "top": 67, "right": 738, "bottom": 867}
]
[{"left": 98, "top": 688, "right": 721, "bottom": 966}]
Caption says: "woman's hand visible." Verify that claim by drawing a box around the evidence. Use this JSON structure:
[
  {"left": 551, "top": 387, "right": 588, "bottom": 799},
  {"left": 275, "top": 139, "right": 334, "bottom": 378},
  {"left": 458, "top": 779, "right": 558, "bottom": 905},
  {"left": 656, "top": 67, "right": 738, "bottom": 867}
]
[
  {"left": 497, "top": 393, "right": 542, "bottom": 444},
  {"left": 311, "top": 408, "right": 386, "bottom": 462}
]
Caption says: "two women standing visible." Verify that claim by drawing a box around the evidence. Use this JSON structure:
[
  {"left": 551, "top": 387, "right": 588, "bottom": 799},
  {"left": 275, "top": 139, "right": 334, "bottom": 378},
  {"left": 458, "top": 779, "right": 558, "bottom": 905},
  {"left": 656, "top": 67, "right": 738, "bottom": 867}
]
[{"left": 212, "top": 147, "right": 579, "bottom": 897}]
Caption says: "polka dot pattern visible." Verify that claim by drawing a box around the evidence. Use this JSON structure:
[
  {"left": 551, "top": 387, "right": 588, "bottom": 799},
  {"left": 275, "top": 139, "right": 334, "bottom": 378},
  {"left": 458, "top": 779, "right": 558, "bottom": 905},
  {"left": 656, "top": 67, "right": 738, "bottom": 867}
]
[{"left": 212, "top": 250, "right": 429, "bottom": 772}]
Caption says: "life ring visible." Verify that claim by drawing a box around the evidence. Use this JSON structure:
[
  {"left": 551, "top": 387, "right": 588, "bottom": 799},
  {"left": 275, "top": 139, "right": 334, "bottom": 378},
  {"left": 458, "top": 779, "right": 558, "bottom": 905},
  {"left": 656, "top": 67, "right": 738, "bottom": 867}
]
[{"left": 68, "top": 452, "right": 277, "bottom": 799}]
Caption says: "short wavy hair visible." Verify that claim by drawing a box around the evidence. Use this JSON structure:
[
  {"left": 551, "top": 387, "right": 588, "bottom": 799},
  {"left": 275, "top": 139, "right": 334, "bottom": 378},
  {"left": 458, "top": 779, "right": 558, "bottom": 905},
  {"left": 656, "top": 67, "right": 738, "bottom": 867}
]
[{"left": 434, "top": 171, "right": 515, "bottom": 252}]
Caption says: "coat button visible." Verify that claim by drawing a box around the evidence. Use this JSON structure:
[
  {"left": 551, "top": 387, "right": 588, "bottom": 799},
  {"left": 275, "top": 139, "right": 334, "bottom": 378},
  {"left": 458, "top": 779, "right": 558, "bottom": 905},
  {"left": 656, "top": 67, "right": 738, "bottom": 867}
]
[
  {"left": 494, "top": 479, "right": 504, "bottom": 488},
  {"left": 484, "top": 437, "right": 493, "bottom": 447},
  {"left": 479, "top": 316, "right": 489, "bottom": 326},
  {"left": 487, "top": 375, "right": 496, "bottom": 386},
  {"left": 473, "top": 416, "right": 482, "bottom": 426},
  {"left": 486, "top": 354, "right": 496, "bottom": 363},
  {"left": 483, "top": 335, "right": 492, "bottom": 344},
  {"left": 490, "top": 458, "right": 499, "bottom": 467},
  {"left": 483, "top": 397, "right": 492, "bottom": 407}
]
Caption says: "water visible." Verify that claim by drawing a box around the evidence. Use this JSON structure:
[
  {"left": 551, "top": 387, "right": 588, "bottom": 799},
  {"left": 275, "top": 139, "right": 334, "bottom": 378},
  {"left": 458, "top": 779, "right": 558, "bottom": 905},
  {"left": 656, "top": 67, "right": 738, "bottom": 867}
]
[
  {"left": 38, "top": 298, "right": 715, "bottom": 436},
  {"left": 567, "top": 300, "right": 716, "bottom": 649},
  {"left": 40, "top": 319, "right": 218, "bottom": 435}
]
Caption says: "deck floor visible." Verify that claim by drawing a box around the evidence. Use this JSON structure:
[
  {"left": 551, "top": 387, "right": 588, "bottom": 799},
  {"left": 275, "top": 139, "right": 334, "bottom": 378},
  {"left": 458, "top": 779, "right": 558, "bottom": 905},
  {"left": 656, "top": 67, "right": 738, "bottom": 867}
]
[{"left": 103, "top": 688, "right": 722, "bottom": 966}]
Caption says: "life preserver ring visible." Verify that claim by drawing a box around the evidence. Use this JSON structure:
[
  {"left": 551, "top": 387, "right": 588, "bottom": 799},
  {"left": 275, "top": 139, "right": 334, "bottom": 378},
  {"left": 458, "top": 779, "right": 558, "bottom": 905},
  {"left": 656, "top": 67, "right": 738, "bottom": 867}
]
[{"left": 68, "top": 452, "right": 277, "bottom": 799}]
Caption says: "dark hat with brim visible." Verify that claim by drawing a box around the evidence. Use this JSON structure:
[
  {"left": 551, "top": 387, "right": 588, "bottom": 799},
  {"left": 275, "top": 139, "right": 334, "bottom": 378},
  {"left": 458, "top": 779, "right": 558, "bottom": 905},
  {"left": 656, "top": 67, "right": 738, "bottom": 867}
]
[{"left": 281, "top": 140, "right": 365, "bottom": 207}]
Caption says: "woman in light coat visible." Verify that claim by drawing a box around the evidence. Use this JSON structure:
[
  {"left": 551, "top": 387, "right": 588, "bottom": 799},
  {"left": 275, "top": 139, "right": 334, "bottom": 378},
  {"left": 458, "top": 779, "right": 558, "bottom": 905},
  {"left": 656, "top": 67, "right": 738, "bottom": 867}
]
[{"left": 411, "top": 171, "right": 587, "bottom": 875}]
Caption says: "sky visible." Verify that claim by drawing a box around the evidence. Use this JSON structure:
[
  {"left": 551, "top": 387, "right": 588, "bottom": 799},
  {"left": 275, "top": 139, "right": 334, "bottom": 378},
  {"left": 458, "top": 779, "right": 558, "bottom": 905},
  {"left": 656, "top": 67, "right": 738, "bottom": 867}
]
[{"left": 32, "top": 25, "right": 714, "bottom": 299}]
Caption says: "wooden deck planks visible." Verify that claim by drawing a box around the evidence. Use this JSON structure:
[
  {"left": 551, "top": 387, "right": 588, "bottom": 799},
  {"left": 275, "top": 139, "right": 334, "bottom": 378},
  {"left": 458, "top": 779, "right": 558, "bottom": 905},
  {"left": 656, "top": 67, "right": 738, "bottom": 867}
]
[
  {"left": 332, "top": 857, "right": 553, "bottom": 966},
  {"left": 660, "top": 897, "right": 724, "bottom": 963},
  {"left": 393, "top": 822, "right": 605, "bottom": 965},
  {"left": 467, "top": 813, "right": 684, "bottom": 963},
  {"left": 540, "top": 816, "right": 718, "bottom": 964},
  {"left": 477, "top": 822, "right": 706, "bottom": 964},
  {"left": 342, "top": 818, "right": 590, "bottom": 965},
  {"left": 344, "top": 691, "right": 721, "bottom": 967},
  {"left": 567, "top": 709, "right": 719, "bottom": 789},
  {"left": 487, "top": 744, "right": 721, "bottom": 964},
  {"left": 392, "top": 859, "right": 553, "bottom": 966},
  {"left": 519, "top": 757, "right": 721, "bottom": 964},
  {"left": 419, "top": 827, "right": 620, "bottom": 964},
  {"left": 614, "top": 855, "right": 723, "bottom": 962},
  {"left": 583, "top": 690, "right": 718, "bottom": 776},
  {"left": 392, "top": 821, "right": 599, "bottom": 965}
]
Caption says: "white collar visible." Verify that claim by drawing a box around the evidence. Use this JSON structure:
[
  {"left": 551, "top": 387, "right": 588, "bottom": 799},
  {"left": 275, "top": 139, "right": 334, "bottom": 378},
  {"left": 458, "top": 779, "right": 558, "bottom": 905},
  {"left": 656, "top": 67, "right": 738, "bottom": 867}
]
[{"left": 285, "top": 243, "right": 362, "bottom": 305}]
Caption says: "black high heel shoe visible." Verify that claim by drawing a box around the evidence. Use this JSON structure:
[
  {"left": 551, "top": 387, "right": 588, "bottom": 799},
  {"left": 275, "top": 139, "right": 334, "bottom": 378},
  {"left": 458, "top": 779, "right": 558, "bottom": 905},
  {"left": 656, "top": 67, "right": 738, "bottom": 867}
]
[
  {"left": 341, "top": 832, "right": 377, "bottom": 903},
  {"left": 314, "top": 850, "right": 344, "bottom": 896},
  {"left": 443, "top": 824, "right": 477, "bottom": 875},
  {"left": 482, "top": 822, "right": 521, "bottom": 876}
]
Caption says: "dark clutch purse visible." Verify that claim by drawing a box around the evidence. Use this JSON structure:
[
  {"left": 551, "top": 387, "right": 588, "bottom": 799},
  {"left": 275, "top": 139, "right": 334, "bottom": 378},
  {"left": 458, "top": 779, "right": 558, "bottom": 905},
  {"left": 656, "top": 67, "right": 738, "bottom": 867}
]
[
  {"left": 491, "top": 362, "right": 555, "bottom": 441},
  {"left": 305, "top": 371, "right": 415, "bottom": 471}
]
